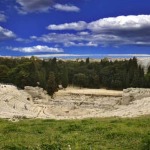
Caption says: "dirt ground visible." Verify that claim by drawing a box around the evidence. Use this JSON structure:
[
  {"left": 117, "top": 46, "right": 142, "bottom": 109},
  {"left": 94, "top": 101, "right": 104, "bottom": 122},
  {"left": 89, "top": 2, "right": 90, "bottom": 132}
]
[{"left": 57, "top": 87, "right": 123, "bottom": 96}]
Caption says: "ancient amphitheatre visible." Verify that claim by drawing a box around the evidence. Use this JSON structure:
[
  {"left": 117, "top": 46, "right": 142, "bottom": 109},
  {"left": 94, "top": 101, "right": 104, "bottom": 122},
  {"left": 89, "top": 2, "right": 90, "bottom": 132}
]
[{"left": 0, "top": 83, "right": 150, "bottom": 121}]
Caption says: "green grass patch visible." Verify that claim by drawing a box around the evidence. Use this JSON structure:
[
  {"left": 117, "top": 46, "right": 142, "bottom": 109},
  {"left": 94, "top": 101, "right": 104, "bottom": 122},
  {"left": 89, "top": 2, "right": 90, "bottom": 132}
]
[{"left": 0, "top": 116, "right": 149, "bottom": 149}]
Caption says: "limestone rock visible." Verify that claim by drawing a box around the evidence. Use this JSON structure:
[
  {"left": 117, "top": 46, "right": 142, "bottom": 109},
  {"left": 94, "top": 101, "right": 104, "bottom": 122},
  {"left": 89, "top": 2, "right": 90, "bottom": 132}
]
[
  {"left": 121, "top": 88, "right": 150, "bottom": 105},
  {"left": 0, "top": 83, "right": 150, "bottom": 119},
  {"left": 24, "top": 86, "right": 50, "bottom": 103}
]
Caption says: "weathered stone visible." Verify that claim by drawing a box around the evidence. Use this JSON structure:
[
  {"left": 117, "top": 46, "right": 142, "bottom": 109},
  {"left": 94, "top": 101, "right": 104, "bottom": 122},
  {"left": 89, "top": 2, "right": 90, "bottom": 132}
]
[
  {"left": 121, "top": 93, "right": 131, "bottom": 105},
  {"left": 121, "top": 88, "right": 150, "bottom": 105},
  {"left": 0, "top": 83, "right": 150, "bottom": 119},
  {"left": 24, "top": 86, "right": 50, "bottom": 102}
]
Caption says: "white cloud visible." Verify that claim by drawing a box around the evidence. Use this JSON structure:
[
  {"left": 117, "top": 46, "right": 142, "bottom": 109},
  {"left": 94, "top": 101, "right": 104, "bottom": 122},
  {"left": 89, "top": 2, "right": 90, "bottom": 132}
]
[
  {"left": 16, "top": 0, "right": 53, "bottom": 14},
  {"left": 15, "top": 0, "right": 80, "bottom": 14},
  {"left": 64, "top": 41, "right": 98, "bottom": 47},
  {"left": 47, "top": 15, "right": 150, "bottom": 32},
  {"left": 87, "top": 15, "right": 150, "bottom": 32},
  {"left": 0, "top": 13, "right": 7, "bottom": 22},
  {"left": 15, "top": 37, "right": 32, "bottom": 43},
  {"left": 43, "top": 15, "right": 150, "bottom": 47},
  {"left": 31, "top": 32, "right": 124, "bottom": 47},
  {"left": 78, "top": 32, "right": 89, "bottom": 35},
  {"left": 53, "top": 3, "right": 80, "bottom": 12},
  {"left": 0, "top": 26, "right": 16, "bottom": 41},
  {"left": 8, "top": 45, "right": 63, "bottom": 53},
  {"left": 47, "top": 21, "right": 87, "bottom": 31}
]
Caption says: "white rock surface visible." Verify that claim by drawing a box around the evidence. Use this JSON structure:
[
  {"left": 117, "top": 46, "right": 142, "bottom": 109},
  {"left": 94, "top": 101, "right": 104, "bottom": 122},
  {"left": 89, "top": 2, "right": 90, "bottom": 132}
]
[
  {"left": 0, "top": 84, "right": 150, "bottom": 120},
  {"left": 121, "top": 88, "right": 150, "bottom": 105}
]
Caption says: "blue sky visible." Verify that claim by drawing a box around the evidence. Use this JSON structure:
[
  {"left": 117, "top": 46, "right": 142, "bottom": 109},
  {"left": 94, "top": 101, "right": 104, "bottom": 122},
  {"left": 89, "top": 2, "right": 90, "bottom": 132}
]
[{"left": 0, "top": 0, "right": 150, "bottom": 58}]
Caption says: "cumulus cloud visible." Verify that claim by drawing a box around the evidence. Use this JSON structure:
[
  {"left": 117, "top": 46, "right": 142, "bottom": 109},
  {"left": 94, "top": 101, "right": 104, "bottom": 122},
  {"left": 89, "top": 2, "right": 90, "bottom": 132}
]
[
  {"left": 30, "top": 33, "right": 96, "bottom": 46},
  {"left": 15, "top": 0, "right": 80, "bottom": 14},
  {"left": 53, "top": 3, "right": 80, "bottom": 12},
  {"left": 15, "top": 37, "right": 31, "bottom": 43},
  {"left": 47, "top": 21, "right": 87, "bottom": 31},
  {"left": 0, "top": 26, "right": 16, "bottom": 41},
  {"left": 64, "top": 41, "right": 98, "bottom": 47},
  {"left": 47, "top": 14, "right": 150, "bottom": 33},
  {"left": 16, "top": 0, "right": 53, "bottom": 14},
  {"left": 8, "top": 45, "right": 63, "bottom": 53},
  {"left": 89, "top": 15, "right": 150, "bottom": 46},
  {"left": 78, "top": 32, "right": 89, "bottom": 35},
  {"left": 44, "top": 15, "right": 150, "bottom": 47},
  {"left": 88, "top": 15, "right": 150, "bottom": 32},
  {"left": 30, "top": 32, "right": 125, "bottom": 47},
  {"left": 0, "top": 13, "right": 7, "bottom": 22}
]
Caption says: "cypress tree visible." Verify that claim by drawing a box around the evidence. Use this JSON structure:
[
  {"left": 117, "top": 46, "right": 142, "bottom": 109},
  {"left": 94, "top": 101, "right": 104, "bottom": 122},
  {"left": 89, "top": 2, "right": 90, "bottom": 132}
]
[
  {"left": 61, "top": 66, "right": 68, "bottom": 89},
  {"left": 46, "top": 72, "right": 57, "bottom": 98}
]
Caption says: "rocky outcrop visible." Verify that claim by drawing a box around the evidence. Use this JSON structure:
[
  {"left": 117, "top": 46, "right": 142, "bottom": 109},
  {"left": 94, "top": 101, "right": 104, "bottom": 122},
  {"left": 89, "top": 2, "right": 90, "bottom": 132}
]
[
  {"left": 0, "top": 84, "right": 150, "bottom": 119},
  {"left": 52, "top": 94, "right": 121, "bottom": 110},
  {"left": 121, "top": 88, "right": 150, "bottom": 105},
  {"left": 0, "top": 84, "right": 52, "bottom": 119},
  {"left": 24, "top": 86, "right": 50, "bottom": 103}
]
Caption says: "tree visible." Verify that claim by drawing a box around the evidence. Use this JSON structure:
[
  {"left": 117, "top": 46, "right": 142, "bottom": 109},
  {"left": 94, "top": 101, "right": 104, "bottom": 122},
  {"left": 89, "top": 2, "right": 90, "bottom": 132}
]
[
  {"left": 38, "top": 68, "right": 47, "bottom": 89},
  {"left": 100, "top": 66, "right": 113, "bottom": 88},
  {"left": 73, "top": 73, "right": 87, "bottom": 88},
  {"left": 86, "top": 57, "right": 90, "bottom": 64},
  {"left": 88, "top": 72, "right": 100, "bottom": 88},
  {"left": 0, "top": 65, "right": 9, "bottom": 83},
  {"left": 61, "top": 66, "right": 68, "bottom": 89},
  {"left": 49, "top": 57, "right": 58, "bottom": 73},
  {"left": 46, "top": 72, "right": 57, "bottom": 97},
  {"left": 8, "top": 62, "right": 39, "bottom": 88}
]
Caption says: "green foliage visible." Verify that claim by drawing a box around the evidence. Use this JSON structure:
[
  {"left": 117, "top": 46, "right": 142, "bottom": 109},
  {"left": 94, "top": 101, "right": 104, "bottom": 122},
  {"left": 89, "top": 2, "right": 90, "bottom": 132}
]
[
  {"left": 0, "top": 56, "right": 149, "bottom": 93},
  {"left": 86, "top": 57, "right": 90, "bottom": 64},
  {"left": 73, "top": 73, "right": 88, "bottom": 88},
  {"left": 0, "top": 65, "right": 9, "bottom": 83},
  {"left": 0, "top": 116, "right": 149, "bottom": 149},
  {"left": 46, "top": 72, "right": 57, "bottom": 97},
  {"left": 61, "top": 66, "right": 68, "bottom": 89},
  {"left": 8, "top": 62, "right": 38, "bottom": 88}
]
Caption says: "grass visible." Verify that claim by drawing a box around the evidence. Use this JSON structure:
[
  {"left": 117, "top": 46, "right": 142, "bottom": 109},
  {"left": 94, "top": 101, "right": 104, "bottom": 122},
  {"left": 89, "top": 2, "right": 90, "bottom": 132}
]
[{"left": 0, "top": 116, "right": 149, "bottom": 149}]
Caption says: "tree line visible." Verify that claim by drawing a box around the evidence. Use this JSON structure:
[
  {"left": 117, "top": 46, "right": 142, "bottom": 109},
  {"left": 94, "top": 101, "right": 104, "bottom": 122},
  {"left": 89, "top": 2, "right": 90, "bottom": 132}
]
[{"left": 0, "top": 56, "right": 150, "bottom": 96}]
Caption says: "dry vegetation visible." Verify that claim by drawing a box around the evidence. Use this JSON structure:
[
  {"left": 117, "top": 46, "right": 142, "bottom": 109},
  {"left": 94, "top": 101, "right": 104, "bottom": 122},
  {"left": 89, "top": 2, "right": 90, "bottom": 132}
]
[{"left": 57, "top": 87, "right": 123, "bottom": 96}]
